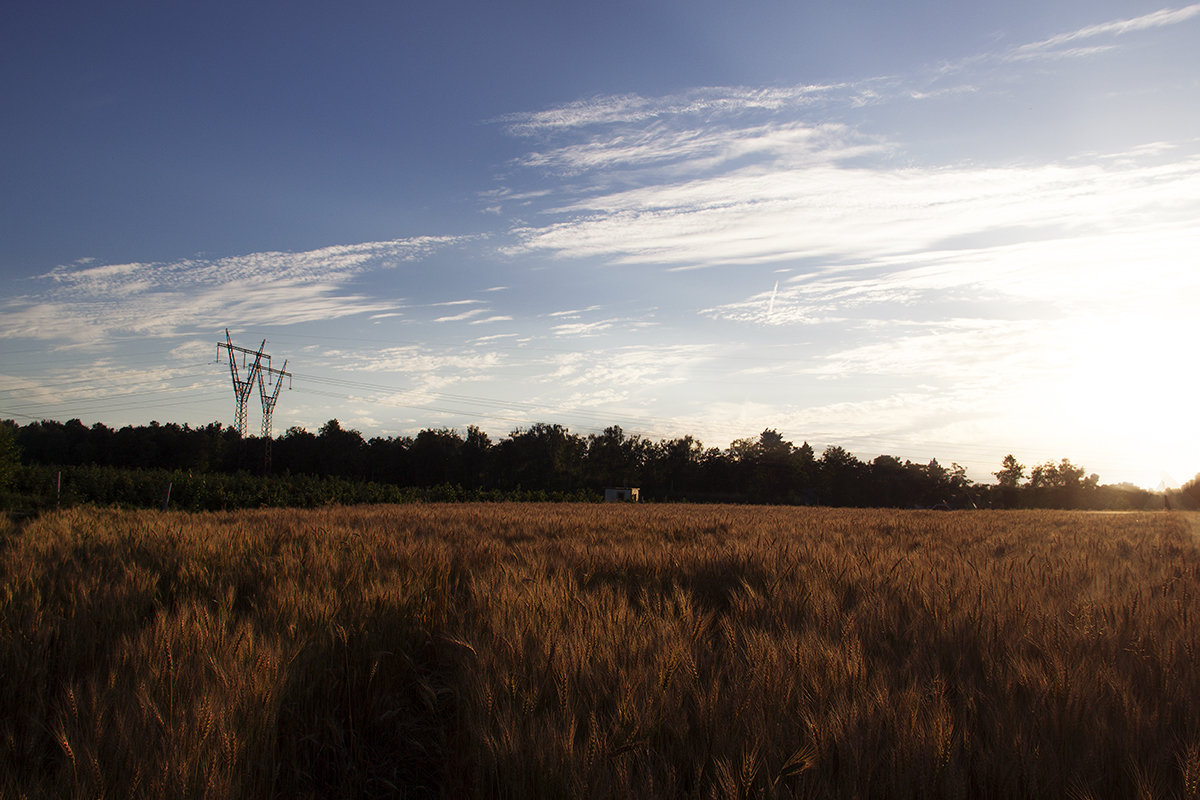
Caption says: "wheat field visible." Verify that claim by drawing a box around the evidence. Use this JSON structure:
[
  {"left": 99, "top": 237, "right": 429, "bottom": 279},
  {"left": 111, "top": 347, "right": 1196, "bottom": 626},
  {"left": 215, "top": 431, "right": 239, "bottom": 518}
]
[{"left": 2, "top": 504, "right": 1198, "bottom": 798}]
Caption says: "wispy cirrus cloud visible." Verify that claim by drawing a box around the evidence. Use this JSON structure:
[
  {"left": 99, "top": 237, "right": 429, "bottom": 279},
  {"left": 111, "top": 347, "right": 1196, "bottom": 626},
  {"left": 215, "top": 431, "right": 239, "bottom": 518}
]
[
  {"left": 509, "top": 148, "right": 1200, "bottom": 270},
  {"left": 517, "top": 120, "right": 880, "bottom": 177},
  {"left": 337, "top": 344, "right": 507, "bottom": 376},
  {"left": 548, "top": 344, "right": 710, "bottom": 388},
  {"left": 551, "top": 318, "right": 633, "bottom": 337},
  {"left": 809, "top": 319, "right": 1049, "bottom": 380},
  {"left": 546, "top": 305, "right": 602, "bottom": 318},
  {"left": 705, "top": 219, "right": 1200, "bottom": 327},
  {"left": 497, "top": 3, "right": 1200, "bottom": 274},
  {"left": 430, "top": 299, "right": 485, "bottom": 307},
  {"left": 0, "top": 237, "right": 468, "bottom": 342},
  {"left": 1009, "top": 3, "right": 1200, "bottom": 60},
  {"left": 434, "top": 308, "right": 488, "bottom": 323},
  {"left": 498, "top": 85, "right": 841, "bottom": 136},
  {"left": 496, "top": 4, "right": 1200, "bottom": 190},
  {"left": 0, "top": 359, "right": 221, "bottom": 422}
]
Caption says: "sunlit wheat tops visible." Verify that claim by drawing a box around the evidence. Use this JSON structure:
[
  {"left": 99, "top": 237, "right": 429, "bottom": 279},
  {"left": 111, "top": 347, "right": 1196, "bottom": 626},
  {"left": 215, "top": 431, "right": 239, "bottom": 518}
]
[{"left": 3, "top": 505, "right": 1199, "bottom": 798}]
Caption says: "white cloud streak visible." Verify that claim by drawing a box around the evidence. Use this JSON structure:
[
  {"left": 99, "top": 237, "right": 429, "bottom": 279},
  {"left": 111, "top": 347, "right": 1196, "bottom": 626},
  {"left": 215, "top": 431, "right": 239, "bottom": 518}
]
[
  {"left": 338, "top": 345, "right": 507, "bottom": 376},
  {"left": 434, "top": 308, "right": 488, "bottom": 323},
  {"left": 510, "top": 147, "right": 1200, "bottom": 270},
  {"left": 1, "top": 237, "right": 467, "bottom": 342},
  {"left": 546, "top": 344, "right": 714, "bottom": 392},
  {"left": 551, "top": 318, "right": 625, "bottom": 337},
  {"left": 546, "top": 305, "right": 602, "bottom": 318},
  {"left": 517, "top": 120, "right": 879, "bottom": 176},
  {"left": 1011, "top": 3, "right": 1200, "bottom": 59},
  {"left": 498, "top": 22, "right": 1200, "bottom": 273},
  {"left": 498, "top": 85, "right": 842, "bottom": 136}
]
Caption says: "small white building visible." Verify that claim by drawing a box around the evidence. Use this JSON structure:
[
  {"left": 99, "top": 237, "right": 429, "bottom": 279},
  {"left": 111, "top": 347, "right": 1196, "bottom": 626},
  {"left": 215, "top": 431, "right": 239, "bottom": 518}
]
[{"left": 604, "top": 487, "right": 640, "bottom": 503}]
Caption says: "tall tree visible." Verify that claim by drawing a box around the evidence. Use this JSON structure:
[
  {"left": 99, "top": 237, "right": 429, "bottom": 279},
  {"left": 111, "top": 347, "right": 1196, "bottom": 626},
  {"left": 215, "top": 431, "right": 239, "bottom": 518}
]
[
  {"left": 494, "top": 423, "right": 585, "bottom": 492},
  {"left": 317, "top": 419, "right": 367, "bottom": 478},
  {"left": 753, "top": 429, "right": 802, "bottom": 504},
  {"left": 818, "top": 445, "right": 865, "bottom": 506},
  {"left": 1029, "top": 458, "right": 1095, "bottom": 508},
  {"left": 586, "top": 425, "right": 644, "bottom": 489},
  {"left": 409, "top": 428, "right": 465, "bottom": 486},
  {"left": 462, "top": 425, "right": 492, "bottom": 489},
  {"left": 995, "top": 455, "right": 1024, "bottom": 487},
  {"left": 651, "top": 435, "right": 704, "bottom": 498}
]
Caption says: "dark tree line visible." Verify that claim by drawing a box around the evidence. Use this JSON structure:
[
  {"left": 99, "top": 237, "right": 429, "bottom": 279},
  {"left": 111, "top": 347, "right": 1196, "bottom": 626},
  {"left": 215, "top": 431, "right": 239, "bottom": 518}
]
[{"left": 3, "top": 417, "right": 1173, "bottom": 510}]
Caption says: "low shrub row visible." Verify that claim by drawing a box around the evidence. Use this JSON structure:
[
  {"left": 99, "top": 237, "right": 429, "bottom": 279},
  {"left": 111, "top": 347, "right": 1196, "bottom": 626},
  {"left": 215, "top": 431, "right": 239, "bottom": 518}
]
[{"left": 4, "top": 464, "right": 598, "bottom": 513}]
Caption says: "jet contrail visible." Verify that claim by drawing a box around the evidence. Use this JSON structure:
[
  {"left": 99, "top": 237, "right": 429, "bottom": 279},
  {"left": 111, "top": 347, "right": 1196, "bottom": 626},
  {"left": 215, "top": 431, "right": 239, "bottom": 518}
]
[{"left": 767, "top": 281, "right": 779, "bottom": 318}]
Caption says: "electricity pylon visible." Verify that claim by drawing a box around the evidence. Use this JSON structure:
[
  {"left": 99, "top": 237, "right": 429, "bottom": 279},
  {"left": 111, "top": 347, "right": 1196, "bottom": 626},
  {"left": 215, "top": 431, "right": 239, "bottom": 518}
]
[
  {"left": 258, "top": 360, "right": 291, "bottom": 473},
  {"left": 216, "top": 329, "right": 267, "bottom": 437},
  {"left": 217, "top": 329, "right": 293, "bottom": 473}
]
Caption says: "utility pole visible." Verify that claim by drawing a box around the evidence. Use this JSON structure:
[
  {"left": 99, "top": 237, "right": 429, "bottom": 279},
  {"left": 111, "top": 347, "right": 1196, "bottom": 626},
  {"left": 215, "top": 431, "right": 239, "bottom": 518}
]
[
  {"left": 258, "top": 360, "right": 291, "bottom": 473},
  {"left": 216, "top": 329, "right": 267, "bottom": 438}
]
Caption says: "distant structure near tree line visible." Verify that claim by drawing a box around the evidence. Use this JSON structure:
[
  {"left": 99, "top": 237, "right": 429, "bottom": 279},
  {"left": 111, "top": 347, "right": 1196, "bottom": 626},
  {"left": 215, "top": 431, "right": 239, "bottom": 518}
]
[
  {"left": 605, "top": 487, "right": 640, "bottom": 503},
  {"left": 216, "top": 328, "right": 291, "bottom": 472}
]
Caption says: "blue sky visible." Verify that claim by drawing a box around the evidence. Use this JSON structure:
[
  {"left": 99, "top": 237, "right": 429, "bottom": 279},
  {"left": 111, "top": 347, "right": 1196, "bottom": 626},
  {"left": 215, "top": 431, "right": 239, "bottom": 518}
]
[{"left": 3, "top": 1, "right": 1198, "bottom": 489}]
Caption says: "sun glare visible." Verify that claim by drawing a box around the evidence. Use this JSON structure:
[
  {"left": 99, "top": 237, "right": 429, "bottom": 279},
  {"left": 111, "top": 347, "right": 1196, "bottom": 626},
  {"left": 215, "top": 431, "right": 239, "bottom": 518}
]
[{"left": 1053, "top": 314, "right": 1196, "bottom": 486}]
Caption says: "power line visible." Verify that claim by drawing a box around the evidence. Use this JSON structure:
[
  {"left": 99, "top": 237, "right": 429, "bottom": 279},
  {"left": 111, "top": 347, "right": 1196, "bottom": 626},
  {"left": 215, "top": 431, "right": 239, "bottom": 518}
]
[
  {"left": 0, "top": 368, "right": 215, "bottom": 411},
  {"left": 1, "top": 391, "right": 227, "bottom": 422}
]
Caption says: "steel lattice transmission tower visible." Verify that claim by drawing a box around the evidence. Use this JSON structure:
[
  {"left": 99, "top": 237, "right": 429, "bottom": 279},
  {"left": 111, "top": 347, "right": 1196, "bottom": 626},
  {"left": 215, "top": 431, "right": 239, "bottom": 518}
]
[
  {"left": 217, "top": 329, "right": 267, "bottom": 437},
  {"left": 217, "top": 329, "right": 292, "bottom": 472},
  {"left": 258, "top": 360, "right": 291, "bottom": 473}
]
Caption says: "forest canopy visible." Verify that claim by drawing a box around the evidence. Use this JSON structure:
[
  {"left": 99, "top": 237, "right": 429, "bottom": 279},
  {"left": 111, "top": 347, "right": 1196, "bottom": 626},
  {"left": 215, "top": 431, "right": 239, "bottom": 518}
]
[{"left": 2, "top": 418, "right": 1177, "bottom": 512}]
